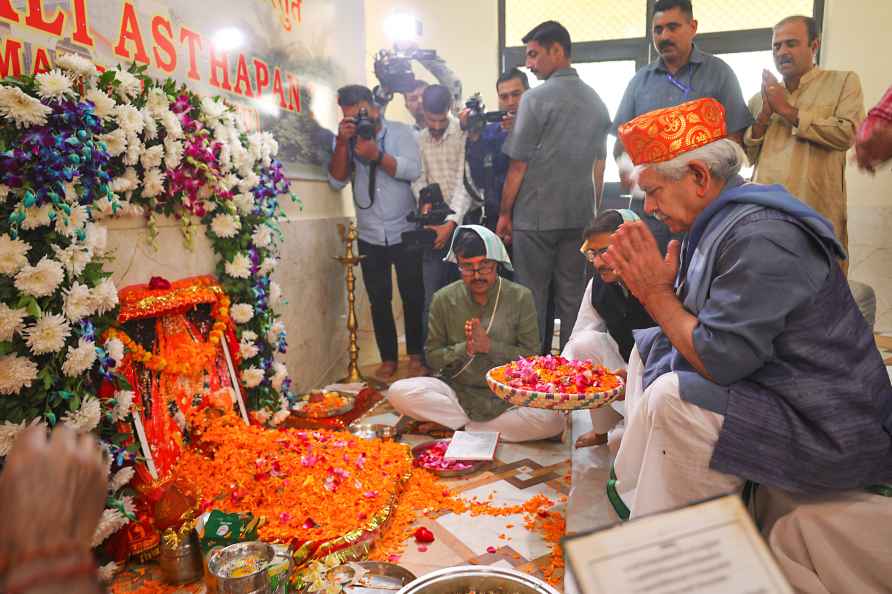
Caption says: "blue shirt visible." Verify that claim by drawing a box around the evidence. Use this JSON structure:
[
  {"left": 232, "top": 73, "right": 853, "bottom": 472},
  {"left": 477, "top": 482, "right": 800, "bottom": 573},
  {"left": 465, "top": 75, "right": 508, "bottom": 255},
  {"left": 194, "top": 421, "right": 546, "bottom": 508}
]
[
  {"left": 327, "top": 119, "right": 422, "bottom": 246},
  {"left": 612, "top": 46, "right": 754, "bottom": 135},
  {"left": 466, "top": 122, "right": 509, "bottom": 229}
]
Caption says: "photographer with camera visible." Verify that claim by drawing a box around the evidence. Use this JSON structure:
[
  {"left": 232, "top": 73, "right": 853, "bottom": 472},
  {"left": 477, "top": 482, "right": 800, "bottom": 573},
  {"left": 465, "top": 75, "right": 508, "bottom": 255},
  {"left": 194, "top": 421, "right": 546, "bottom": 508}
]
[
  {"left": 373, "top": 43, "right": 462, "bottom": 132},
  {"left": 410, "top": 85, "right": 482, "bottom": 353},
  {"left": 461, "top": 68, "right": 530, "bottom": 234},
  {"left": 328, "top": 85, "right": 427, "bottom": 380}
]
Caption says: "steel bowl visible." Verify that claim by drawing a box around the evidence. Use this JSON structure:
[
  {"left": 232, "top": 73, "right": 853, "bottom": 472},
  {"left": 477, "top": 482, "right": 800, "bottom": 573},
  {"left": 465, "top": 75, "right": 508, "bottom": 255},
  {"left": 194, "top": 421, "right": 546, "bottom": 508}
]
[
  {"left": 349, "top": 423, "right": 397, "bottom": 440},
  {"left": 412, "top": 440, "right": 489, "bottom": 478},
  {"left": 398, "top": 565, "right": 560, "bottom": 594},
  {"left": 332, "top": 561, "right": 417, "bottom": 592},
  {"left": 207, "top": 541, "right": 275, "bottom": 594}
]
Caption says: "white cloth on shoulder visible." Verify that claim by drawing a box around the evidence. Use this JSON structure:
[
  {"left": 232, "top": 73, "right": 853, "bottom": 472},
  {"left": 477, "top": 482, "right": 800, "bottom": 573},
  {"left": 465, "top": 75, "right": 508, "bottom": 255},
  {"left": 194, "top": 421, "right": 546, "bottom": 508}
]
[
  {"left": 561, "top": 279, "right": 627, "bottom": 434},
  {"left": 387, "top": 376, "right": 564, "bottom": 442}
]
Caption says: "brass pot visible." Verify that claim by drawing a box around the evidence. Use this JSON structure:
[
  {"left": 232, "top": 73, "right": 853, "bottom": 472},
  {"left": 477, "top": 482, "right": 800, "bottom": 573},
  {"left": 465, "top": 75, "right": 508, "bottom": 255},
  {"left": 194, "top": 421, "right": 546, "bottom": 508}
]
[{"left": 159, "top": 530, "right": 203, "bottom": 584}]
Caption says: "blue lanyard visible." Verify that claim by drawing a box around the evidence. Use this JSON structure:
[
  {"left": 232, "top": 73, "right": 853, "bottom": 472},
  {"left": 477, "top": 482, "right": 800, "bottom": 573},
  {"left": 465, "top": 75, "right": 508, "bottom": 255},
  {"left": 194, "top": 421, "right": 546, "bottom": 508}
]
[{"left": 666, "top": 69, "right": 694, "bottom": 100}]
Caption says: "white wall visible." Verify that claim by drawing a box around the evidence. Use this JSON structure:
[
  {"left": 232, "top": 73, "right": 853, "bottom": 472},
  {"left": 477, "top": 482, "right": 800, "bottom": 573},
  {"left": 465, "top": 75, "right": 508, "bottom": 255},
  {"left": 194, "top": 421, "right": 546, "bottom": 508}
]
[{"left": 821, "top": 0, "right": 892, "bottom": 331}]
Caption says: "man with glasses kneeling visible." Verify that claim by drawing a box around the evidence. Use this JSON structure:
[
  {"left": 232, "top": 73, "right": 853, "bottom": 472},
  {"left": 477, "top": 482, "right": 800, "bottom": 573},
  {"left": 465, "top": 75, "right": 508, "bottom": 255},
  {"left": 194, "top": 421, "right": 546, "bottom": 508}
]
[{"left": 387, "top": 226, "right": 564, "bottom": 442}]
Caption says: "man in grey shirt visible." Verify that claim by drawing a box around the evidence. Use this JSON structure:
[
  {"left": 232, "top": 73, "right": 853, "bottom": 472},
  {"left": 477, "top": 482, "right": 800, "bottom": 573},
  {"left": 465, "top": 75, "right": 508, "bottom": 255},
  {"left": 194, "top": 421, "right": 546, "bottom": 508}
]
[
  {"left": 612, "top": 0, "right": 754, "bottom": 141},
  {"left": 497, "top": 20, "right": 611, "bottom": 351}
]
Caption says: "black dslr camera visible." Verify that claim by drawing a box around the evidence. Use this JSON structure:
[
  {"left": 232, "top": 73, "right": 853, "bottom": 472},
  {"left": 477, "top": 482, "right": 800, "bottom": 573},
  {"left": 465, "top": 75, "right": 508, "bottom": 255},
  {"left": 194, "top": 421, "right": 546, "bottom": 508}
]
[
  {"left": 373, "top": 48, "right": 438, "bottom": 94},
  {"left": 463, "top": 93, "right": 507, "bottom": 134},
  {"left": 354, "top": 108, "right": 376, "bottom": 140},
  {"left": 402, "top": 184, "right": 454, "bottom": 250}
]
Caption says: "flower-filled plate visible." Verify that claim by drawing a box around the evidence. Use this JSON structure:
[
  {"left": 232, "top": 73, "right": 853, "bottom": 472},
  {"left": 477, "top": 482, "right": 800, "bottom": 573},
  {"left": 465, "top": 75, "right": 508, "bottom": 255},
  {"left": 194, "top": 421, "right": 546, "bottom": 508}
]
[
  {"left": 291, "top": 391, "right": 356, "bottom": 418},
  {"left": 486, "top": 355, "right": 624, "bottom": 411}
]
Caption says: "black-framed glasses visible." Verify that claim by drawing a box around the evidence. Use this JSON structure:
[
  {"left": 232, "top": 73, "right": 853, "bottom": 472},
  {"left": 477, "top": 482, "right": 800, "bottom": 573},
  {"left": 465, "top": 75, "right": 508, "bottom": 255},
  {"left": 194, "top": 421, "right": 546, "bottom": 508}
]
[
  {"left": 458, "top": 261, "right": 498, "bottom": 276},
  {"left": 584, "top": 247, "right": 609, "bottom": 263}
]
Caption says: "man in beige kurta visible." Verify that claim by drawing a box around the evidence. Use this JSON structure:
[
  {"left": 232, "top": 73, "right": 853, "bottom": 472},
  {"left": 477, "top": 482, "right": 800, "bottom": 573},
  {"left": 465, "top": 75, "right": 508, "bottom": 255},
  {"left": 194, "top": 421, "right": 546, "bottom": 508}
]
[{"left": 744, "top": 16, "right": 864, "bottom": 259}]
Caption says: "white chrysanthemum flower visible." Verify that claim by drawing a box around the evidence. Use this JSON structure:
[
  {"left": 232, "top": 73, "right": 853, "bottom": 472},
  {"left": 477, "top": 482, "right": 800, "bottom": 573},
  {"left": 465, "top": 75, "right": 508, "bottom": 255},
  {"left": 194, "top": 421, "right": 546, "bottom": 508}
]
[
  {"left": 15, "top": 257, "right": 64, "bottom": 298},
  {"left": 201, "top": 96, "right": 227, "bottom": 121},
  {"left": 239, "top": 172, "right": 260, "bottom": 193},
  {"left": 55, "top": 54, "right": 93, "bottom": 78},
  {"left": 253, "top": 408, "right": 271, "bottom": 425},
  {"left": 259, "top": 257, "right": 278, "bottom": 276},
  {"left": 92, "top": 508, "right": 129, "bottom": 547},
  {"left": 0, "top": 303, "right": 27, "bottom": 342},
  {"left": 230, "top": 303, "right": 254, "bottom": 324},
  {"left": 109, "top": 467, "right": 134, "bottom": 492},
  {"left": 252, "top": 225, "right": 272, "bottom": 248},
  {"left": 160, "top": 109, "right": 183, "bottom": 139},
  {"left": 247, "top": 132, "right": 263, "bottom": 160},
  {"left": 225, "top": 253, "right": 252, "bottom": 279},
  {"left": 123, "top": 132, "right": 142, "bottom": 166},
  {"left": 35, "top": 69, "right": 75, "bottom": 102},
  {"left": 140, "top": 144, "right": 164, "bottom": 170},
  {"left": 55, "top": 204, "right": 89, "bottom": 237},
  {"left": 85, "top": 88, "right": 116, "bottom": 120},
  {"left": 20, "top": 204, "right": 54, "bottom": 230},
  {"left": 98, "top": 128, "right": 126, "bottom": 157},
  {"left": 62, "top": 181, "right": 78, "bottom": 204},
  {"left": 218, "top": 173, "right": 240, "bottom": 193},
  {"left": 91, "top": 197, "right": 114, "bottom": 219},
  {"left": 0, "top": 354, "right": 39, "bottom": 396},
  {"left": 52, "top": 244, "right": 92, "bottom": 278},
  {"left": 113, "top": 69, "right": 141, "bottom": 99},
  {"left": 239, "top": 339, "right": 259, "bottom": 360},
  {"left": 84, "top": 223, "right": 108, "bottom": 256},
  {"left": 97, "top": 561, "right": 120, "bottom": 583},
  {"left": 114, "top": 104, "right": 144, "bottom": 135},
  {"left": 0, "top": 85, "right": 52, "bottom": 128},
  {"left": 268, "top": 320, "right": 286, "bottom": 343},
  {"left": 62, "top": 395, "right": 101, "bottom": 433},
  {"left": 141, "top": 109, "right": 158, "bottom": 140},
  {"left": 141, "top": 168, "right": 165, "bottom": 198},
  {"left": 163, "top": 138, "right": 183, "bottom": 169},
  {"left": 93, "top": 278, "right": 119, "bottom": 315},
  {"left": 104, "top": 337, "right": 124, "bottom": 366},
  {"left": 271, "top": 361, "right": 288, "bottom": 392},
  {"left": 56, "top": 53, "right": 95, "bottom": 78},
  {"left": 269, "top": 281, "right": 282, "bottom": 306},
  {"left": 0, "top": 233, "right": 30, "bottom": 275},
  {"left": 111, "top": 169, "right": 138, "bottom": 194},
  {"left": 62, "top": 338, "right": 98, "bottom": 377},
  {"left": 210, "top": 213, "right": 240, "bottom": 238},
  {"left": 241, "top": 367, "right": 264, "bottom": 388},
  {"left": 146, "top": 88, "right": 169, "bottom": 116},
  {"left": 23, "top": 313, "right": 70, "bottom": 355},
  {"left": 240, "top": 330, "right": 258, "bottom": 342},
  {"left": 63, "top": 281, "right": 95, "bottom": 322},
  {"left": 233, "top": 192, "right": 255, "bottom": 214},
  {"left": 270, "top": 408, "right": 290, "bottom": 426},
  {"left": 111, "top": 390, "right": 134, "bottom": 422}
]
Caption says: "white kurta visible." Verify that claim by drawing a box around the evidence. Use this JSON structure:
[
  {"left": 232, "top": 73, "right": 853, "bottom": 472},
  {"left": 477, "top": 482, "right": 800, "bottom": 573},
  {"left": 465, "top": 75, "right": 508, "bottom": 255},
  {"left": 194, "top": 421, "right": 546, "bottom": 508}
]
[
  {"left": 757, "top": 487, "right": 892, "bottom": 594},
  {"left": 611, "top": 348, "right": 745, "bottom": 519},
  {"left": 387, "top": 377, "right": 564, "bottom": 442},
  {"left": 561, "top": 279, "right": 626, "bottom": 434}
]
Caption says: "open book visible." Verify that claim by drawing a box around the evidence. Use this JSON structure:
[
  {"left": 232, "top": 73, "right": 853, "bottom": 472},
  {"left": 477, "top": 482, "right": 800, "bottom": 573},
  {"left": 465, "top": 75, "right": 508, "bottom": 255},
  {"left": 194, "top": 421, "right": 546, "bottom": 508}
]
[
  {"left": 562, "top": 495, "right": 793, "bottom": 594},
  {"left": 444, "top": 431, "right": 500, "bottom": 461}
]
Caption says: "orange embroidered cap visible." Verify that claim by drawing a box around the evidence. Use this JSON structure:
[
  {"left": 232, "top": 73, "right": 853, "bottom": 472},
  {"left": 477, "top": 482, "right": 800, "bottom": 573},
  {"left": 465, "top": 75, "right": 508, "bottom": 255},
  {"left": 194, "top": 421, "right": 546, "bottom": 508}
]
[{"left": 618, "top": 98, "right": 727, "bottom": 166}]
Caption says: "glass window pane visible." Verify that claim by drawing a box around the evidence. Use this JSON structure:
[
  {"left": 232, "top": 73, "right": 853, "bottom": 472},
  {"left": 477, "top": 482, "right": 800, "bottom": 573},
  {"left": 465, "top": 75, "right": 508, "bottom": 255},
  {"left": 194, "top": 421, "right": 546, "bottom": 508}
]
[
  {"left": 506, "top": 0, "right": 646, "bottom": 45},
  {"left": 521, "top": 60, "right": 637, "bottom": 183},
  {"left": 716, "top": 50, "right": 777, "bottom": 178},
  {"left": 691, "top": 0, "right": 815, "bottom": 34}
]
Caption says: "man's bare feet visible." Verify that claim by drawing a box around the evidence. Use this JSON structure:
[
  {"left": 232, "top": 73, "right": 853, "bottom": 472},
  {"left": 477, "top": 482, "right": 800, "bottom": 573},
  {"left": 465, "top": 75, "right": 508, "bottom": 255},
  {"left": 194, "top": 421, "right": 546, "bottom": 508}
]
[
  {"left": 375, "top": 360, "right": 398, "bottom": 379},
  {"left": 574, "top": 430, "right": 608, "bottom": 449},
  {"left": 407, "top": 355, "right": 430, "bottom": 377},
  {"left": 416, "top": 421, "right": 454, "bottom": 436}
]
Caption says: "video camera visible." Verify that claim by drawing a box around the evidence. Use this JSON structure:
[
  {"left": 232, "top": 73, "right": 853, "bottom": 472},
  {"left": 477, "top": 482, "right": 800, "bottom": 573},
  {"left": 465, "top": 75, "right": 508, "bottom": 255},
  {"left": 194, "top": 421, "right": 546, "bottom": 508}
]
[
  {"left": 463, "top": 93, "right": 507, "bottom": 134},
  {"left": 373, "top": 48, "right": 439, "bottom": 95},
  {"left": 402, "top": 184, "right": 454, "bottom": 251}
]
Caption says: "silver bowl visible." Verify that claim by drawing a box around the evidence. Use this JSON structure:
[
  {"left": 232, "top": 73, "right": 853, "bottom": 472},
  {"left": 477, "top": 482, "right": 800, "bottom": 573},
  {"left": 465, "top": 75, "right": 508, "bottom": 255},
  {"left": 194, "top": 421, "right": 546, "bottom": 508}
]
[
  {"left": 398, "top": 565, "right": 560, "bottom": 594},
  {"left": 207, "top": 541, "right": 275, "bottom": 593},
  {"left": 349, "top": 423, "right": 397, "bottom": 440}
]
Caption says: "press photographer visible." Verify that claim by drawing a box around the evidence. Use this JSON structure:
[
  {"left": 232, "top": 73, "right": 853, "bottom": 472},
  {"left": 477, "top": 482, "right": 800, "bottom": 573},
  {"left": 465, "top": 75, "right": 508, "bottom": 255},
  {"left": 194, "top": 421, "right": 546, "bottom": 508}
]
[
  {"left": 327, "top": 85, "right": 427, "bottom": 380},
  {"left": 402, "top": 183, "right": 455, "bottom": 251},
  {"left": 461, "top": 68, "right": 530, "bottom": 234},
  {"left": 372, "top": 43, "right": 463, "bottom": 131},
  {"left": 411, "top": 84, "right": 482, "bottom": 348}
]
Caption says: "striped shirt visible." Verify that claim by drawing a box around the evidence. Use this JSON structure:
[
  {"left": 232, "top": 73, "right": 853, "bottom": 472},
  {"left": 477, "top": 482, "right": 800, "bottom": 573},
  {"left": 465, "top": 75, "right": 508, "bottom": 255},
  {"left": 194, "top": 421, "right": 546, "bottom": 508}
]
[{"left": 412, "top": 118, "right": 480, "bottom": 225}]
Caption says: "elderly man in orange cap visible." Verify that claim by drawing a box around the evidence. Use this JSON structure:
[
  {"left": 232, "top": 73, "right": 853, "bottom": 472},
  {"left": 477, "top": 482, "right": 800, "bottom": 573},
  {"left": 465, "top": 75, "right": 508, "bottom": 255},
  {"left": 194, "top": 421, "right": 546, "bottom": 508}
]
[{"left": 601, "top": 97, "right": 892, "bottom": 591}]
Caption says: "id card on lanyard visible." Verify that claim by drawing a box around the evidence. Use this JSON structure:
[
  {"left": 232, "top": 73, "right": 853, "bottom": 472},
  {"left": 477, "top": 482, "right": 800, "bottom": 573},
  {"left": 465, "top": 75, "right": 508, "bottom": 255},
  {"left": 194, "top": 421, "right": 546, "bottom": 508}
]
[{"left": 666, "top": 68, "right": 694, "bottom": 100}]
